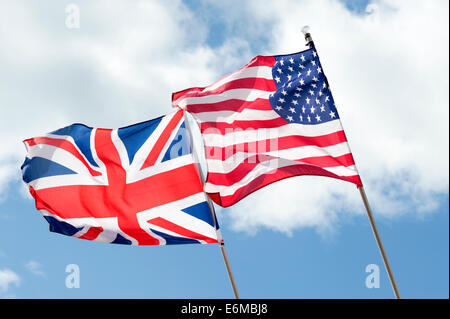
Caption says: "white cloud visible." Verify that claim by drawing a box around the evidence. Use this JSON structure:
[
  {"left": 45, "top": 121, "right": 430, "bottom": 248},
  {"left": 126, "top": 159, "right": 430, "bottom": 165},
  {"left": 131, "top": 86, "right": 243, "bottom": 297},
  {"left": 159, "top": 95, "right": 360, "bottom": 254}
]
[
  {"left": 24, "top": 261, "right": 45, "bottom": 277},
  {"left": 0, "top": 1, "right": 248, "bottom": 199},
  {"left": 204, "top": 0, "right": 449, "bottom": 234},
  {"left": 0, "top": 161, "right": 19, "bottom": 202},
  {"left": 0, "top": 0, "right": 448, "bottom": 236},
  {"left": 0, "top": 268, "right": 20, "bottom": 295}
]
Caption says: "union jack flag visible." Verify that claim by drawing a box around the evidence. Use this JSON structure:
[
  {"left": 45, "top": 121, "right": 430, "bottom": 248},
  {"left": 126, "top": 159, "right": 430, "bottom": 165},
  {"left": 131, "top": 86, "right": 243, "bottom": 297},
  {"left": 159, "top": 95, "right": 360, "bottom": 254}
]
[{"left": 21, "top": 109, "right": 219, "bottom": 245}]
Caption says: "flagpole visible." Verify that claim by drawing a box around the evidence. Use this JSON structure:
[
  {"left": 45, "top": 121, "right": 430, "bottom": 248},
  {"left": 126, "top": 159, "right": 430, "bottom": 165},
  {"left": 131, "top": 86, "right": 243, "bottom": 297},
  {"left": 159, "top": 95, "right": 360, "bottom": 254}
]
[
  {"left": 301, "top": 26, "right": 400, "bottom": 299},
  {"left": 182, "top": 110, "right": 240, "bottom": 299},
  {"left": 359, "top": 186, "right": 401, "bottom": 299},
  {"left": 219, "top": 241, "right": 240, "bottom": 299},
  {"left": 205, "top": 198, "right": 241, "bottom": 299}
]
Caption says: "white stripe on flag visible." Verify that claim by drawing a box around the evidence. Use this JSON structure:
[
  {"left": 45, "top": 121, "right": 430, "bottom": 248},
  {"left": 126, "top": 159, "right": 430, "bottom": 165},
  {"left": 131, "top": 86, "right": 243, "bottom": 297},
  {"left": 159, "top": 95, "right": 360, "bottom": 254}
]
[
  {"left": 178, "top": 89, "right": 272, "bottom": 108},
  {"left": 194, "top": 109, "right": 279, "bottom": 124},
  {"left": 202, "top": 119, "right": 344, "bottom": 147}
]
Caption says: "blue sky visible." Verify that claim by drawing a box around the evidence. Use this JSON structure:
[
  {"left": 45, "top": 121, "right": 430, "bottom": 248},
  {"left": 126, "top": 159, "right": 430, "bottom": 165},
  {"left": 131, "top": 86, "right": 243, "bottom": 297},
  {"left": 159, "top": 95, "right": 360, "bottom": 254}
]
[
  {"left": 0, "top": 0, "right": 448, "bottom": 298},
  {"left": 1, "top": 184, "right": 448, "bottom": 298}
]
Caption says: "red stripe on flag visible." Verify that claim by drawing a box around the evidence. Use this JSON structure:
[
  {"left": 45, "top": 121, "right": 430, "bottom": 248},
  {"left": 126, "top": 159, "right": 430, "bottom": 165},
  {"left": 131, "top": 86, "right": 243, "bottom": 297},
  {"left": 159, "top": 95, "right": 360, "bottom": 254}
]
[
  {"left": 299, "top": 153, "right": 356, "bottom": 168},
  {"left": 78, "top": 226, "right": 103, "bottom": 240},
  {"left": 172, "top": 87, "right": 204, "bottom": 102},
  {"left": 245, "top": 55, "right": 276, "bottom": 68},
  {"left": 141, "top": 109, "right": 184, "bottom": 170},
  {"left": 147, "top": 217, "right": 218, "bottom": 244},
  {"left": 178, "top": 78, "right": 276, "bottom": 100},
  {"left": 187, "top": 98, "right": 274, "bottom": 114}
]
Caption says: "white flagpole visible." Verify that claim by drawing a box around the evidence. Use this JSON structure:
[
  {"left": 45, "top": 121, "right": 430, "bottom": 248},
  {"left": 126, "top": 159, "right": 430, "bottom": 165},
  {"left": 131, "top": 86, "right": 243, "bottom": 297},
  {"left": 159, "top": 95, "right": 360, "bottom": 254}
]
[
  {"left": 182, "top": 110, "right": 240, "bottom": 299},
  {"left": 302, "top": 26, "right": 400, "bottom": 299}
]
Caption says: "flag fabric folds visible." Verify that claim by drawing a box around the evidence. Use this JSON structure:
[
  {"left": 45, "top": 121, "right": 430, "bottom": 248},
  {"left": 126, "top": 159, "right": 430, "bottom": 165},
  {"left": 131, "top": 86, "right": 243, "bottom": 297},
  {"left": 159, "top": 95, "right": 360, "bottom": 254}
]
[
  {"left": 21, "top": 109, "right": 219, "bottom": 245},
  {"left": 172, "top": 48, "right": 362, "bottom": 207}
]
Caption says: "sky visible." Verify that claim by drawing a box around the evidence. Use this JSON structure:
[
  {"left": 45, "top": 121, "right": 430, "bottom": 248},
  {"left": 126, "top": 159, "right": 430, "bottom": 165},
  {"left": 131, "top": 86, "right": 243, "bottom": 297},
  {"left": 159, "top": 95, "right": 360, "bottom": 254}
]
[{"left": 0, "top": 0, "right": 448, "bottom": 298}]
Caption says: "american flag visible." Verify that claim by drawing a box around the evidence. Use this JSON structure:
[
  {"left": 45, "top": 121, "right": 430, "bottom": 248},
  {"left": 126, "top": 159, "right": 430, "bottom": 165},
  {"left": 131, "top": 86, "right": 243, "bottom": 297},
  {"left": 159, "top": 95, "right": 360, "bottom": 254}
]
[
  {"left": 21, "top": 109, "right": 220, "bottom": 245},
  {"left": 172, "top": 48, "right": 362, "bottom": 207}
]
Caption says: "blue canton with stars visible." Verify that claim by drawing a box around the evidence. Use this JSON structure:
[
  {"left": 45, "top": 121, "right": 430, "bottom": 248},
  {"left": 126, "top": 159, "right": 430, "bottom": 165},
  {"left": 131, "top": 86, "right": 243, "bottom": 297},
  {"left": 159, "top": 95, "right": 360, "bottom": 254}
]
[{"left": 269, "top": 49, "right": 340, "bottom": 124}]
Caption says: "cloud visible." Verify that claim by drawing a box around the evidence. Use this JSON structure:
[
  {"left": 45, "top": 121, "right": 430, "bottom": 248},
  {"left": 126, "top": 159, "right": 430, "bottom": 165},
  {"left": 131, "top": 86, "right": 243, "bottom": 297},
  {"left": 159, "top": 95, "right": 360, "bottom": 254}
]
[
  {"left": 0, "top": 0, "right": 448, "bottom": 236},
  {"left": 0, "top": 161, "right": 19, "bottom": 202},
  {"left": 24, "top": 261, "right": 45, "bottom": 277},
  {"left": 0, "top": 268, "right": 20, "bottom": 295},
  {"left": 0, "top": 1, "right": 248, "bottom": 199},
  {"left": 202, "top": 0, "right": 449, "bottom": 234}
]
